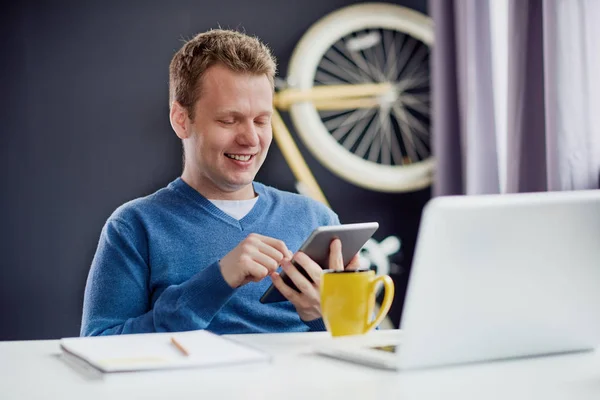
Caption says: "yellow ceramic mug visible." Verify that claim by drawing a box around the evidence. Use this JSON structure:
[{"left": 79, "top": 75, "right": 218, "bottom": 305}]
[{"left": 320, "top": 269, "right": 395, "bottom": 337}]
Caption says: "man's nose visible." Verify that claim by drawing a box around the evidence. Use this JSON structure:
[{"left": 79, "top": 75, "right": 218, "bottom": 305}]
[{"left": 236, "top": 121, "right": 260, "bottom": 147}]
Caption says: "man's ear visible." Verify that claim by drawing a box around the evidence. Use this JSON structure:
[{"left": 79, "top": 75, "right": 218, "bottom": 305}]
[{"left": 170, "top": 101, "right": 191, "bottom": 139}]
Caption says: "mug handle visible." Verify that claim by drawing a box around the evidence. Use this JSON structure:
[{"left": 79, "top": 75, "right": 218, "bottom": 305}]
[{"left": 364, "top": 275, "right": 395, "bottom": 333}]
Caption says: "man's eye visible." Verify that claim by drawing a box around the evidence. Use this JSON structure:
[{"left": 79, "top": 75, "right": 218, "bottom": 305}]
[
  {"left": 219, "top": 120, "right": 235, "bottom": 125},
  {"left": 254, "top": 119, "right": 269, "bottom": 126}
]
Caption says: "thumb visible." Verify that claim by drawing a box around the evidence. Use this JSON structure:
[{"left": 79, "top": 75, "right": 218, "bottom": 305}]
[
  {"left": 328, "top": 238, "right": 344, "bottom": 271},
  {"left": 345, "top": 254, "right": 361, "bottom": 271}
]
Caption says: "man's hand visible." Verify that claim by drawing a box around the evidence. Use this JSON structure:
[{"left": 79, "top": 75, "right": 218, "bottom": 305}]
[
  {"left": 270, "top": 238, "right": 360, "bottom": 321},
  {"left": 220, "top": 233, "right": 291, "bottom": 288}
]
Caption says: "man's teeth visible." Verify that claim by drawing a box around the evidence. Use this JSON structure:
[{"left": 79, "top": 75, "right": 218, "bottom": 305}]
[{"left": 226, "top": 154, "right": 252, "bottom": 161}]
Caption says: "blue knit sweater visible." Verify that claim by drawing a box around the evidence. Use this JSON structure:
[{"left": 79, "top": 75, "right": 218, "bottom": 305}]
[{"left": 81, "top": 178, "right": 339, "bottom": 336}]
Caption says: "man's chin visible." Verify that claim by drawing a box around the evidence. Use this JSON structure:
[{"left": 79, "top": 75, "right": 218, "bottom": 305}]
[{"left": 222, "top": 176, "right": 256, "bottom": 192}]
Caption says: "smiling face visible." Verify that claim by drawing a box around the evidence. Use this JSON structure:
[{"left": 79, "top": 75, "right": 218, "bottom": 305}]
[{"left": 171, "top": 64, "right": 273, "bottom": 200}]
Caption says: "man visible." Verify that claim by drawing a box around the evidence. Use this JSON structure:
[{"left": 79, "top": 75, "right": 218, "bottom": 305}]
[{"left": 81, "top": 29, "right": 358, "bottom": 336}]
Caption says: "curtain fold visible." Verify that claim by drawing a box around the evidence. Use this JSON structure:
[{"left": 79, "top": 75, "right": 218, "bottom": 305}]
[
  {"left": 543, "top": 0, "right": 600, "bottom": 190},
  {"left": 506, "top": 0, "right": 547, "bottom": 193},
  {"left": 431, "top": 0, "right": 499, "bottom": 196},
  {"left": 430, "top": 0, "right": 463, "bottom": 196}
]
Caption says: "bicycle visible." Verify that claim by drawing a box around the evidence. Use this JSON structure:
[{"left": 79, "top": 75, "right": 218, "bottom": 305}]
[{"left": 270, "top": 3, "right": 434, "bottom": 207}]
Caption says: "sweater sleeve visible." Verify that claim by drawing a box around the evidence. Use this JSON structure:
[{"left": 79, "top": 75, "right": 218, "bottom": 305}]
[{"left": 80, "top": 218, "right": 235, "bottom": 336}]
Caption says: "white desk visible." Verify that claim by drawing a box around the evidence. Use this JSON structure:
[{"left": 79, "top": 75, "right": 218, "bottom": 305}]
[{"left": 2, "top": 330, "right": 600, "bottom": 399}]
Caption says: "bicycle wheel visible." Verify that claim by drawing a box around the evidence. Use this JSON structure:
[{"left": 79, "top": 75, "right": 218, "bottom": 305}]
[{"left": 287, "top": 3, "right": 434, "bottom": 192}]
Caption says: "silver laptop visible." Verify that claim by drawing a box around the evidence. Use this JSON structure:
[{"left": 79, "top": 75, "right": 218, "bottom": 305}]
[{"left": 318, "top": 190, "right": 600, "bottom": 370}]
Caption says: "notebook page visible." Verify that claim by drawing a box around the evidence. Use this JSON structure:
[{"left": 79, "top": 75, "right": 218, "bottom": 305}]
[{"left": 60, "top": 330, "right": 269, "bottom": 372}]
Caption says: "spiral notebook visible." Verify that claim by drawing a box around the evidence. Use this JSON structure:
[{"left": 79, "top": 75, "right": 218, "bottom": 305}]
[{"left": 60, "top": 330, "right": 270, "bottom": 373}]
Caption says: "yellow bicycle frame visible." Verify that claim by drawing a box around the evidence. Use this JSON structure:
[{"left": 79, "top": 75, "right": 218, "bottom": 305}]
[{"left": 271, "top": 82, "right": 393, "bottom": 207}]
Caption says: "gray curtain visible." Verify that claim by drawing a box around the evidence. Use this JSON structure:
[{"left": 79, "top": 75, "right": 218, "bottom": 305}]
[
  {"left": 431, "top": 0, "right": 600, "bottom": 195},
  {"left": 506, "top": 0, "right": 547, "bottom": 193},
  {"left": 430, "top": 0, "right": 499, "bottom": 196}
]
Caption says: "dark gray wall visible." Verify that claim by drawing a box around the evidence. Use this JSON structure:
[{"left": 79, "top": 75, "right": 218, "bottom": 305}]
[{"left": 0, "top": 0, "right": 430, "bottom": 340}]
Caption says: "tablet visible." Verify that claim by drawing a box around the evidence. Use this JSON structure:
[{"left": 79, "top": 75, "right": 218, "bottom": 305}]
[{"left": 259, "top": 222, "right": 379, "bottom": 304}]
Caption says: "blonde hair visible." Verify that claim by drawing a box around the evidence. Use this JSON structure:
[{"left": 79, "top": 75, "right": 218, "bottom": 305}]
[{"left": 169, "top": 29, "right": 277, "bottom": 120}]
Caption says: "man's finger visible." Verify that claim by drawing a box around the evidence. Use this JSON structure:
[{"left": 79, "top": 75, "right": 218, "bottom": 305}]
[
  {"left": 254, "top": 234, "right": 290, "bottom": 258},
  {"left": 293, "top": 252, "right": 322, "bottom": 285},
  {"left": 328, "top": 238, "right": 344, "bottom": 271},
  {"left": 250, "top": 250, "right": 280, "bottom": 274},
  {"left": 256, "top": 241, "right": 285, "bottom": 264},
  {"left": 245, "top": 261, "right": 270, "bottom": 283},
  {"left": 345, "top": 254, "right": 361, "bottom": 271},
  {"left": 271, "top": 272, "right": 299, "bottom": 302},
  {"left": 281, "top": 258, "right": 314, "bottom": 294}
]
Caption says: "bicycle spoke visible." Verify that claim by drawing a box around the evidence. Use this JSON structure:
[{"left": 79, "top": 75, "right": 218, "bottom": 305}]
[
  {"left": 349, "top": 50, "right": 381, "bottom": 82},
  {"left": 323, "top": 52, "right": 370, "bottom": 83},
  {"left": 337, "top": 37, "right": 378, "bottom": 82},
  {"left": 390, "top": 115, "right": 418, "bottom": 163},
  {"left": 318, "top": 56, "right": 364, "bottom": 84},
  {"left": 390, "top": 106, "right": 416, "bottom": 160},
  {"left": 397, "top": 104, "right": 430, "bottom": 141},
  {"left": 352, "top": 48, "right": 387, "bottom": 83},
  {"left": 396, "top": 72, "right": 429, "bottom": 93},
  {"left": 339, "top": 36, "right": 386, "bottom": 82},
  {"left": 395, "top": 36, "right": 418, "bottom": 83},
  {"left": 330, "top": 108, "right": 375, "bottom": 141},
  {"left": 384, "top": 30, "right": 404, "bottom": 81},
  {"left": 380, "top": 124, "right": 393, "bottom": 165},
  {"left": 341, "top": 110, "right": 375, "bottom": 151},
  {"left": 402, "top": 92, "right": 430, "bottom": 102},
  {"left": 399, "top": 44, "right": 429, "bottom": 82},
  {"left": 400, "top": 93, "right": 430, "bottom": 116},
  {"left": 374, "top": 29, "right": 387, "bottom": 79},
  {"left": 319, "top": 109, "right": 350, "bottom": 119},
  {"left": 392, "top": 105, "right": 429, "bottom": 160},
  {"left": 368, "top": 114, "right": 386, "bottom": 163},
  {"left": 315, "top": 70, "right": 347, "bottom": 85},
  {"left": 394, "top": 104, "right": 429, "bottom": 151},
  {"left": 354, "top": 108, "right": 383, "bottom": 158},
  {"left": 387, "top": 118, "right": 406, "bottom": 165},
  {"left": 345, "top": 29, "right": 381, "bottom": 81},
  {"left": 325, "top": 108, "right": 370, "bottom": 132},
  {"left": 402, "top": 101, "right": 430, "bottom": 119},
  {"left": 363, "top": 31, "right": 386, "bottom": 82},
  {"left": 322, "top": 48, "right": 369, "bottom": 83},
  {"left": 345, "top": 30, "right": 387, "bottom": 82}
]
